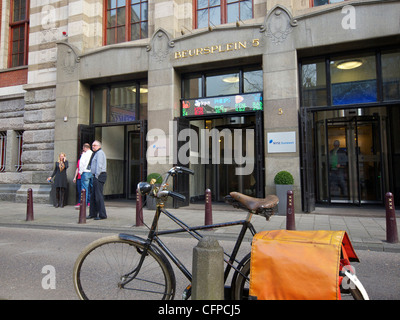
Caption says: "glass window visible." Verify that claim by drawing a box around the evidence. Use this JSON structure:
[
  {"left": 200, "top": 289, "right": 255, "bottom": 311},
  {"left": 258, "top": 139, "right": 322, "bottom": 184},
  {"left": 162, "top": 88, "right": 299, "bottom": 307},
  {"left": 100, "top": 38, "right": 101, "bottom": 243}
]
[
  {"left": 227, "top": 0, "right": 252, "bottom": 23},
  {"left": 301, "top": 60, "right": 327, "bottom": 107},
  {"left": 105, "top": 0, "right": 148, "bottom": 45},
  {"left": 243, "top": 69, "right": 263, "bottom": 93},
  {"left": 92, "top": 87, "right": 108, "bottom": 124},
  {"left": 110, "top": 85, "right": 137, "bottom": 122},
  {"left": 206, "top": 71, "right": 239, "bottom": 97},
  {"left": 139, "top": 83, "right": 148, "bottom": 120},
  {"left": 92, "top": 82, "right": 147, "bottom": 124},
  {"left": 196, "top": 0, "right": 253, "bottom": 29},
  {"left": 0, "top": 132, "right": 6, "bottom": 172},
  {"left": 183, "top": 67, "right": 262, "bottom": 99},
  {"left": 131, "top": 0, "right": 148, "bottom": 40},
  {"left": 312, "top": 0, "right": 346, "bottom": 7},
  {"left": 382, "top": 50, "right": 400, "bottom": 101},
  {"left": 183, "top": 75, "right": 202, "bottom": 99},
  {"left": 330, "top": 54, "right": 377, "bottom": 105},
  {"left": 9, "top": 0, "right": 29, "bottom": 67},
  {"left": 15, "top": 130, "right": 23, "bottom": 172}
]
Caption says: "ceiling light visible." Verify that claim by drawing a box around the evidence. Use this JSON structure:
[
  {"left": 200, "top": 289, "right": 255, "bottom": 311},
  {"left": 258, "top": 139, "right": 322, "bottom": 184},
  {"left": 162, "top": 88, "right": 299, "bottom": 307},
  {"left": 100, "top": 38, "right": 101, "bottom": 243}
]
[
  {"left": 131, "top": 87, "right": 148, "bottom": 93},
  {"left": 222, "top": 76, "right": 239, "bottom": 83},
  {"left": 336, "top": 60, "right": 363, "bottom": 70}
]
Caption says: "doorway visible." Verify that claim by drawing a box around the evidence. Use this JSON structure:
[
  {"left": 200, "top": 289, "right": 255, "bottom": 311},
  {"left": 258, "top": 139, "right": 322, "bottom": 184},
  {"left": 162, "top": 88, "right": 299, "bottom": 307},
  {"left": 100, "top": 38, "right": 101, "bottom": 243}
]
[
  {"left": 78, "top": 120, "right": 147, "bottom": 200},
  {"left": 176, "top": 112, "right": 264, "bottom": 204},
  {"left": 205, "top": 116, "right": 258, "bottom": 201},
  {"left": 316, "top": 113, "right": 383, "bottom": 205}
]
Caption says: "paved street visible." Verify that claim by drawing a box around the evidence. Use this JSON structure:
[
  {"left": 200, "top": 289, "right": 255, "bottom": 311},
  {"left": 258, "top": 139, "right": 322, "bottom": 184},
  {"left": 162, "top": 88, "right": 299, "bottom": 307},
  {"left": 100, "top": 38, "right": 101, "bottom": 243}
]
[
  {"left": 0, "top": 226, "right": 399, "bottom": 300},
  {"left": 0, "top": 200, "right": 399, "bottom": 252}
]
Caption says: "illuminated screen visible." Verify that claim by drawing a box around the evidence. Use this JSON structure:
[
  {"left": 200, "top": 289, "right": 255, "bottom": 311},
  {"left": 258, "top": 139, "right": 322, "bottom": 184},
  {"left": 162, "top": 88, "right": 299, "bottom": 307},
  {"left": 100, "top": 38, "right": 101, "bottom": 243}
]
[{"left": 182, "top": 93, "right": 263, "bottom": 116}]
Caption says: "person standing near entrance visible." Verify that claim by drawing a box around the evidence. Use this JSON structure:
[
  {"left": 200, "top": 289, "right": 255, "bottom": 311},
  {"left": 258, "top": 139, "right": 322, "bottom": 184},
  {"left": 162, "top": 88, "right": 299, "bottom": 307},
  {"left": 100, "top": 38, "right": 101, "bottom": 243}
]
[
  {"left": 329, "top": 140, "right": 348, "bottom": 197},
  {"left": 79, "top": 143, "right": 93, "bottom": 207},
  {"left": 87, "top": 140, "right": 107, "bottom": 220},
  {"left": 47, "top": 152, "right": 69, "bottom": 208}
]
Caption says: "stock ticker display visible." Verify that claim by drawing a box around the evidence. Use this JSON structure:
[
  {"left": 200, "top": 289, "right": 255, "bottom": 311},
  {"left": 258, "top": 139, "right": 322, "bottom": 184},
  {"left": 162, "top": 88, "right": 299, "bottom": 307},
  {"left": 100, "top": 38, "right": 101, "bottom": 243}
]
[{"left": 182, "top": 93, "right": 263, "bottom": 116}]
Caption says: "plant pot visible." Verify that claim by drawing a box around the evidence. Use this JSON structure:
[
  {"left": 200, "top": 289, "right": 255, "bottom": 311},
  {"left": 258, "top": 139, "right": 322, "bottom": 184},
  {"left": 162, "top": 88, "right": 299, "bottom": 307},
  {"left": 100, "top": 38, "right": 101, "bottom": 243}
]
[{"left": 275, "top": 184, "right": 293, "bottom": 215}]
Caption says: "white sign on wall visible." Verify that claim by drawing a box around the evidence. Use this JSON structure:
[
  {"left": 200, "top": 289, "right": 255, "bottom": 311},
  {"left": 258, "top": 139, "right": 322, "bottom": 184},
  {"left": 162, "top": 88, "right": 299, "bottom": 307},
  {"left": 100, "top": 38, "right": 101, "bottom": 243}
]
[{"left": 267, "top": 131, "right": 296, "bottom": 153}]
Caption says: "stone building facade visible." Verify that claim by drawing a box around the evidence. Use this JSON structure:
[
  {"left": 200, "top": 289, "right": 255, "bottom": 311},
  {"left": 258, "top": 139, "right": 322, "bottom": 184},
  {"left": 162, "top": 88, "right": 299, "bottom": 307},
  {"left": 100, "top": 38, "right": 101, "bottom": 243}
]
[{"left": 1, "top": 0, "right": 399, "bottom": 212}]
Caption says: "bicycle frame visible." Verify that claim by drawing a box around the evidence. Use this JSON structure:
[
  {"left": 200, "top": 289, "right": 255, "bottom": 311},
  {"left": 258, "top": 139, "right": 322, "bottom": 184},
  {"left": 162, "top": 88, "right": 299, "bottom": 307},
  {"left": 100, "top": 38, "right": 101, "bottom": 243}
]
[{"left": 121, "top": 201, "right": 257, "bottom": 297}]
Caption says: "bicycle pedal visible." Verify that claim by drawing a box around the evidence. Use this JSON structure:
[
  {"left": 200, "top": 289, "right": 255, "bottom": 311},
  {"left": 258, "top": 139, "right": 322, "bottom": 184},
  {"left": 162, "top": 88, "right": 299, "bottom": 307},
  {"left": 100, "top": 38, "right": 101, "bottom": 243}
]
[{"left": 182, "top": 284, "right": 191, "bottom": 300}]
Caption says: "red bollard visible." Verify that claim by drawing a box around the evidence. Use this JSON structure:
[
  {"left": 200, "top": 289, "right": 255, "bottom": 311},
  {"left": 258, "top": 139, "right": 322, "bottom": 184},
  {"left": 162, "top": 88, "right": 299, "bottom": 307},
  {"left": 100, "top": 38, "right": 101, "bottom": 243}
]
[
  {"left": 78, "top": 189, "right": 86, "bottom": 224},
  {"left": 286, "top": 190, "right": 296, "bottom": 230},
  {"left": 385, "top": 192, "right": 398, "bottom": 244},
  {"left": 26, "top": 188, "right": 34, "bottom": 221},
  {"left": 136, "top": 188, "right": 143, "bottom": 227},
  {"left": 205, "top": 189, "right": 213, "bottom": 227}
]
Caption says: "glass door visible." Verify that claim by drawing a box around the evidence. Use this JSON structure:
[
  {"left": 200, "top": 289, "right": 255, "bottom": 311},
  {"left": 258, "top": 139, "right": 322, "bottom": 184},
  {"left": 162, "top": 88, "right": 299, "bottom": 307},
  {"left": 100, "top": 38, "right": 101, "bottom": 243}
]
[
  {"left": 183, "top": 113, "right": 263, "bottom": 203},
  {"left": 127, "top": 120, "right": 147, "bottom": 199},
  {"left": 327, "top": 119, "right": 352, "bottom": 203},
  {"left": 357, "top": 119, "right": 383, "bottom": 203},
  {"left": 316, "top": 113, "right": 383, "bottom": 205},
  {"left": 128, "top": 130, "right": 141, "bottom": 199},
  {"left": 205, "top": 115, "right": 258, "bottom": 202}
]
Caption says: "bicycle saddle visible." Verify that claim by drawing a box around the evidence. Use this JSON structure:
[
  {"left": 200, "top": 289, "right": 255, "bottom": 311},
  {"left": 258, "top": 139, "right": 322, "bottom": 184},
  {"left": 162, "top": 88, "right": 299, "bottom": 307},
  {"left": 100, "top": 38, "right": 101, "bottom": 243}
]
[{"left": 228, "top": 192, "right": 279, "bottom": 220}]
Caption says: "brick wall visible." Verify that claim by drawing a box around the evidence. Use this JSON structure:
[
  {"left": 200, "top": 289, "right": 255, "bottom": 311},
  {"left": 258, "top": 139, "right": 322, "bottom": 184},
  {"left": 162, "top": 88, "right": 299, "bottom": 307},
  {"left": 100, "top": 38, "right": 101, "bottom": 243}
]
[{"left": 0, "top": 68, "right": 28, "bottom": 87}]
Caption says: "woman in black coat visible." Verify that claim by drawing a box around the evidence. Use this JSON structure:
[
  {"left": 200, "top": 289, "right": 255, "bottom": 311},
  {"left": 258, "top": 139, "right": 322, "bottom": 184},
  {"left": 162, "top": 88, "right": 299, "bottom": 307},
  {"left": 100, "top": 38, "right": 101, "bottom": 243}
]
[{"left": 47, "top": 153, "right": 69, "bottom": 208}]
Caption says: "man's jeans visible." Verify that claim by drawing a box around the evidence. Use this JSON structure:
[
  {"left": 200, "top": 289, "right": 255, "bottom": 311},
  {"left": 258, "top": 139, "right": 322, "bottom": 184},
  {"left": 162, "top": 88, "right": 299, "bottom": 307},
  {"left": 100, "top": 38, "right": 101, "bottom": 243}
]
[{"left": 81, "top": 172, "right": 93, "bottom": 205}]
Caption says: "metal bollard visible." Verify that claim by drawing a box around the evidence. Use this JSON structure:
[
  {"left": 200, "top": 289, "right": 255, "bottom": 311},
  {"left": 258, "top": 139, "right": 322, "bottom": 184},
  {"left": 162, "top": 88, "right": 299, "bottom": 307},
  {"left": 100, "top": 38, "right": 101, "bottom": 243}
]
[
  {"left": 26, "top": 188, "right": 34, "bottom": 221},
  {"left": 136, "top": 188, "right": 144, "bottom": 227},
  {"left": 286, "top": 190, "right": 296, "bottom": 230},
  {"left": 385, "top": 192, "right": 398, "bottom": 243},
  {"left": 205, "top": 189, "right": 213, "bottom": 227},
  {"left": 78, "top": 189, "right": 86, "bottom": 224},
  {"left": 192, "top": 236, "right": 224, "bottom": 300}
]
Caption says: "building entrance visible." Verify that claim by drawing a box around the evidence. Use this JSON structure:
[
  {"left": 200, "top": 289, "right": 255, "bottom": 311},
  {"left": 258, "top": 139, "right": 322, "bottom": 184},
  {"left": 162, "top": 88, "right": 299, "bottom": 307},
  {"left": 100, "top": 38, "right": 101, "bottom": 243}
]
[
  {"left": 175, "top": 112, "right": 264, "bottom": 205},
  {"left": 315, "top": 111, "right": 383, "bottom": 205},
  {"left": 78, "top": 120, "right": 147, "bottom": 200}
]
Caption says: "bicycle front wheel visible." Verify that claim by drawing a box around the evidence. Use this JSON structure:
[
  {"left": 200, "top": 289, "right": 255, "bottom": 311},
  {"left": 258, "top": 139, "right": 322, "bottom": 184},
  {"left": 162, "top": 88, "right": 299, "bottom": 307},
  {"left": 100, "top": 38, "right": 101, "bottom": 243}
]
[{"left": 73, "top": 235, "right": 175, "bottom": 300}]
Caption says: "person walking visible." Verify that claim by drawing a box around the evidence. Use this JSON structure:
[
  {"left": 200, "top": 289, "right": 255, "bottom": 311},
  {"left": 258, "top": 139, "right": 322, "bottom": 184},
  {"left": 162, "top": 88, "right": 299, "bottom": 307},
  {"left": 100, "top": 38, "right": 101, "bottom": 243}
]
[
  {"left": 79, "top": 143, "right": 93, "bottom": 207},
  {"left": 87, "top": 140, "right": 107, "bottom": 220},
  {"left": 47, "top": 152, "right": 69, "bottom": 208}
]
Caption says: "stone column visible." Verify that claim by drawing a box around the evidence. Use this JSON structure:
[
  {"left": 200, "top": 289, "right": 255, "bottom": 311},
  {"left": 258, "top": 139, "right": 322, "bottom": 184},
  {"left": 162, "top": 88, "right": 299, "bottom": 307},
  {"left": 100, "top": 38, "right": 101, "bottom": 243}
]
[
  {"left": 261, "top": 6, "right": 301, "bottom": 211},
  {"left": 147, "top": 29, "right": 179, "bottom": 178}
]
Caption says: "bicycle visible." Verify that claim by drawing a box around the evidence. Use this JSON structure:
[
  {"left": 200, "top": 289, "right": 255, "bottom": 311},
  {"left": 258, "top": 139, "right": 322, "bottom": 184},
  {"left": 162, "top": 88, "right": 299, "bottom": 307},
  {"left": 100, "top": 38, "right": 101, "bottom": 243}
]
[{"left": 73, "top": 166, "right": 369, "bottom": 300}]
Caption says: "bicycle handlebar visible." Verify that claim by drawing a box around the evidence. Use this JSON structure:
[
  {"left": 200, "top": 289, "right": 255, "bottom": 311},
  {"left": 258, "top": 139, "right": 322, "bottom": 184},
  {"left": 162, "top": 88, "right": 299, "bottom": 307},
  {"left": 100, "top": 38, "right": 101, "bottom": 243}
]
[
  {"left": 174, "top": 166, "right": 194, "bottom": 175},
  {"left": 158, "top": 190, "right": 186, "bottom": 202},
  {"left": 137, "top": 166, "right": 192, "bottom": 201}
]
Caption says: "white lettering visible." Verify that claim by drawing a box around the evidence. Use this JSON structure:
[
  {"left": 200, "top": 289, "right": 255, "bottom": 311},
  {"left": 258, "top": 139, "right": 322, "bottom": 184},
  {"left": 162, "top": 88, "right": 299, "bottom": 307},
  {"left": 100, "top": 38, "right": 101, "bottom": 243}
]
[{"left": 342, "top": 5, "right": 356, "bottom": 30}]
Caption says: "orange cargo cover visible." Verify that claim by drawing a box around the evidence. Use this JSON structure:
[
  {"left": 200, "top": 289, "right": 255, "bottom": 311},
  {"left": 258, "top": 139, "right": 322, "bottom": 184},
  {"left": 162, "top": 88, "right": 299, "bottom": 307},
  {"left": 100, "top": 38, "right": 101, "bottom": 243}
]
[{"left": 249, "top": 230, "right": 358, "bottom": 300}]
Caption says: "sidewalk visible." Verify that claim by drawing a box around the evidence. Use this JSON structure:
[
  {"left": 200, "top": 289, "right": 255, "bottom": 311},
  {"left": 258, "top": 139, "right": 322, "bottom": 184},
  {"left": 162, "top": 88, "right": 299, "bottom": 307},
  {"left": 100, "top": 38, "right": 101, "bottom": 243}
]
[{"left": 0, "top": 200, "right": 399, "bottom": 253}]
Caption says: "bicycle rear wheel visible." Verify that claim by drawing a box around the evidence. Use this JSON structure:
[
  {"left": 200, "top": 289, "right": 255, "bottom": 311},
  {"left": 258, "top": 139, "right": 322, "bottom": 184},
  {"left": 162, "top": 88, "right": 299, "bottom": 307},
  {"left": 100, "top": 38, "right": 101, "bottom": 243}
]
[
  {"left": 73, "top": 235, "right": 175, "bottom": 300},
  {"left": 231, "top": 254, "right": 369, "bottom": 300}
]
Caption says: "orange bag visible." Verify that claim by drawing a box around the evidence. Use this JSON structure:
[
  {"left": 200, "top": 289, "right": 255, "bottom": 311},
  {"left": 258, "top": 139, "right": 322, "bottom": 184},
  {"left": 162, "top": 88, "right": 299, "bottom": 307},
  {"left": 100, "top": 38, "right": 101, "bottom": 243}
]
[{"left": 249, "top": 230, "right": 358, "bottom": 300}]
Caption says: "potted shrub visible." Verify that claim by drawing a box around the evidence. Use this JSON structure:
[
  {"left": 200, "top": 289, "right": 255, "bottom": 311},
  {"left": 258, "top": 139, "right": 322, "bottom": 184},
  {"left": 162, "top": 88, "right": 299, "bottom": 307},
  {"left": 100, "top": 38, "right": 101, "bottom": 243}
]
[
  {"left": 274, "top": 171, "right": 294, "bottom": 215},
  {"left": 146, "top": 173, "right": 162, "bottom": 210}
]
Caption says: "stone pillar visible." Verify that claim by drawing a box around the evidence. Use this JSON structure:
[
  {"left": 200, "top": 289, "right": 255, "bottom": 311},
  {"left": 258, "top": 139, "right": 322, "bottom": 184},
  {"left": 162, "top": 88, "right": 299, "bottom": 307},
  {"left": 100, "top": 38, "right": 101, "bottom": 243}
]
[
  {"left": 147, "top": 29, "right": 179, "bottom": 178},
  {"left": 261, "top": 6, "right": 301, "bottom": 212},
  {"left": 192, "top": 236, "right": 224, "bottom": 300}
]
